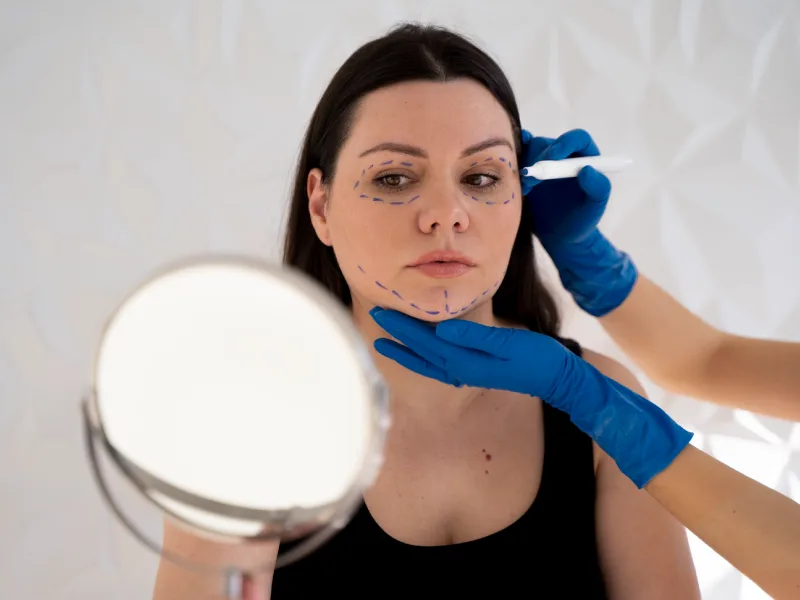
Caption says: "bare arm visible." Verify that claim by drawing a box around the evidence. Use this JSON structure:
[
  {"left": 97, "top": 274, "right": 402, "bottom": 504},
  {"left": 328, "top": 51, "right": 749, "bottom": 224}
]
[
  {"left": 587, "top": 349, "right": 800, "bottom": 599},
  {"left": 599, "top": 274, "right": 800, "bottom": 421},
  {"left": 586, "top": 351, "right": 700, "bottom": 600},
  {"left": 152, "top": 520, "right": 279, "bottom": 600},
  {"left": 646, "top": 445, "right": 800, "bottom": 599}
]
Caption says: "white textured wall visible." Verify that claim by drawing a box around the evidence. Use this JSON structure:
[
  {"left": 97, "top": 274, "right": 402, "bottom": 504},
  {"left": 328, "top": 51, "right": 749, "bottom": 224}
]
[{"left": 1, "top": 1, "right": 798, "bottom": 598}]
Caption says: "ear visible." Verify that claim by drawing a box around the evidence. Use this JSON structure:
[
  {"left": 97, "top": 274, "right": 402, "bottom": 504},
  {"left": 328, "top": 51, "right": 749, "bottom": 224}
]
[{"left": 307, "top": 168, "right": 332, "bottom": 247}]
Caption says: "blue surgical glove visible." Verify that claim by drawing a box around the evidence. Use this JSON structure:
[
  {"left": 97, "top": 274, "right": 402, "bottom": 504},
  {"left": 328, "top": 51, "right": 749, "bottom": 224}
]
[
  {"left": 370, "top": 307, "right": 693, "bottom": 489},
  {"left": 519, "top": 128, "right": 638, "bottom": 317}
]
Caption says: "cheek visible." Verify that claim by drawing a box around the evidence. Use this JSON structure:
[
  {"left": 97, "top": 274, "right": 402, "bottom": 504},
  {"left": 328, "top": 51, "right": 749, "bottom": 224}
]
[
  {"left": 478, "top": 200, "right": 522, "bottom": 257},
  {"left": 325, "top": 202, "right": 404, "bottom": 294}
]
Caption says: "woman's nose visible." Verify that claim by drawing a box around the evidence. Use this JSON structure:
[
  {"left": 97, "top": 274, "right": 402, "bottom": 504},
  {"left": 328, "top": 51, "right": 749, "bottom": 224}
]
[{"left": 416, "top": 181, "right": 470, "bottom": 234}]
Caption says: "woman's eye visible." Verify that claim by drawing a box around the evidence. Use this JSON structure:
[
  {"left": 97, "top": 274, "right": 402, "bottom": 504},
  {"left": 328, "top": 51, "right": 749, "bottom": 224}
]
[
  {"left": 376, "top": 174, "right": 410, "bottom": 188},
  {"left": 464, "top": 174, "right": 499, "bottom": 188}
]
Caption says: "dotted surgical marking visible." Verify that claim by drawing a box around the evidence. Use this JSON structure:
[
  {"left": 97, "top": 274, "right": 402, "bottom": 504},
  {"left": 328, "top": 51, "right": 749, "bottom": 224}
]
[
  {"left": 353, "top": 156, "right": 517, "bottom": 207},
  {"left": 359, "top": 265, "right": 506, "bottom": 316}
]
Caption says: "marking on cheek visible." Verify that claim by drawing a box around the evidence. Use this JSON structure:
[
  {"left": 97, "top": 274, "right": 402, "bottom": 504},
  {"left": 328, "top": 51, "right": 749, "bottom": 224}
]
[
  {"left": 498, "top": 157, "right": 506, "bottom": 162},
  {"left": 471, "top": 196, "right": 479, "bottom": 201},
  {"left": 360, "top": 194, "right": 369, "bottom": 199},
  {"left": 375, "top": 281, "right": 388, "bottom": 290},
  {"left": 408, "top": 195, "right": 420, "bottom": 204},
  {"left": 482, "top": 290, "right": 489, "bottom": 296},
  {"left": 392, "top": 290, "right": 404, "bottom": 300},
  {"left": 389, "top": 201, "right": 404, "bottom": 205},
  {"left": 470, "top": 298, "right": 477, "bottom": 305},
  {"left": 380, "top": 160, "right": 393, "bottom": 165},
  {"left": 358, "top": 265, "right": 365, "bottom": 273},
  {"left": 484, "top": 157, "right": 493, "bottom": 162},
  {"left": 410, "top": 303, "right": 422, "bottom": 311},
  {"left": 503, "top": 199, "right": 511, "bottom": 204},
  {"left": 353, "top": 180, "right": 359, "bottom": 190},
  {"left": 362, "top": 169, "right": 366, "bottom": 175},
  {"left": 400, "top": 161, "right": 413, "bottom": 167},
  {"left": 373, "top": 197, "right": 384, "bottom": 203},
  {"left": 368, "top": 164, "right": 374, "bottom": 170},
  {"left": 486, "top": 201, "right": 496, "bottom": 205}
]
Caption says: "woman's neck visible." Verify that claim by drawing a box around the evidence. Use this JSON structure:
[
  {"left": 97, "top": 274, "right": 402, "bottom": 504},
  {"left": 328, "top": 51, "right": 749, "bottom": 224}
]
[{"left": 350, "top": 297, "right": 500, "bottom": 422}]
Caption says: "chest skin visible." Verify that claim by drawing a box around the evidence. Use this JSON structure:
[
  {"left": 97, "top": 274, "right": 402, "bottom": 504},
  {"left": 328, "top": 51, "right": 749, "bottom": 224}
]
[{"left": 362, "top": 389, "right": 545, "bottom": 547}]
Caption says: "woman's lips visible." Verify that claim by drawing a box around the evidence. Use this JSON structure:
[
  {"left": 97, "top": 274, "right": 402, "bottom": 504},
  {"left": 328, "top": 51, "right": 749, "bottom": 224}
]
[{"left": 411, "top": 262, "right": 474, "bottom": 278}]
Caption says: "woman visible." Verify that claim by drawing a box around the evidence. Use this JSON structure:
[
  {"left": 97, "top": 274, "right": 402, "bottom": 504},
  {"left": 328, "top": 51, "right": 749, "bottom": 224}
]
[{"left": 152, "top": 23, "right": 700, "bottom": 599}]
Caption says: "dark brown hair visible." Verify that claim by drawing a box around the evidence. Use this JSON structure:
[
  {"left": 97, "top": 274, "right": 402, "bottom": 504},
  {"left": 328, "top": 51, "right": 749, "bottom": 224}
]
[{"left": 282, "top": 23, "right": 561, "bottom": 336}]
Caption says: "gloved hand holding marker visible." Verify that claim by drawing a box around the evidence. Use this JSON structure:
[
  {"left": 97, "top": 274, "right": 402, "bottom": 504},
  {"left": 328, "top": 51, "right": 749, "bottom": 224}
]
[{"left": 525, "top": 155, "right": 633, "bottom": 180}]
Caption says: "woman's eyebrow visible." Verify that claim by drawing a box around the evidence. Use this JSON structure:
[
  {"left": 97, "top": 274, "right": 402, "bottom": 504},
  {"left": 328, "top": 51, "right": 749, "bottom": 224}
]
[
  {"left": 358, "top": 137, "right": 514, "bottom": 160},
  {"left": 358, "top": 143, "right": 427, "bottom": 158},
  {"left": 459, "top": 137, "right": 514, "bottom": 158}
]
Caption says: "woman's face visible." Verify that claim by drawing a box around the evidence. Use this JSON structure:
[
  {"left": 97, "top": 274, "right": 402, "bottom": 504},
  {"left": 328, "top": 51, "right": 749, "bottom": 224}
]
[{"left": 308, "top": 79, "right": 522, "bottom": 322}]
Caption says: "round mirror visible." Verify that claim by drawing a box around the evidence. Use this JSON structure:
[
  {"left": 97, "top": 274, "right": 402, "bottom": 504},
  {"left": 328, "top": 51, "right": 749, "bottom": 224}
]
[{"left": 82, "top": 256, "right": 390, "bottom": 575}]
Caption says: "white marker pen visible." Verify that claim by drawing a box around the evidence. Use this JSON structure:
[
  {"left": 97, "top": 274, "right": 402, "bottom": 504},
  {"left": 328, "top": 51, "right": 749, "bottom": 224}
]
[{"left": 525, "top": 156, "right": 633, "bottom": 180}]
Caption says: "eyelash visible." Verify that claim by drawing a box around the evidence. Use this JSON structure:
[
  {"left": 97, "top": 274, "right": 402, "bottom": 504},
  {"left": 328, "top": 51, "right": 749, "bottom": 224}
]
[{"left": 373, "top": 172, "right": 502, "bottom": 193}]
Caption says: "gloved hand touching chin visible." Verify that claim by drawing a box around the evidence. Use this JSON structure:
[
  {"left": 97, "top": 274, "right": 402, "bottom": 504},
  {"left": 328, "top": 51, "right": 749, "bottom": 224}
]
[
  {"left": 370, "top": 307, "right": 693, "bottom": 490},
  {"left": 519, "top": 128, "right": 637, "bottom": 317}
]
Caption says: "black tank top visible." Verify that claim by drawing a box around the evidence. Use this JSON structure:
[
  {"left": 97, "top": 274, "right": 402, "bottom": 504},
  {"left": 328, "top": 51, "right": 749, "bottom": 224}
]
[{"left": 270, "top": 338, "right": 608, "bottom": 598}]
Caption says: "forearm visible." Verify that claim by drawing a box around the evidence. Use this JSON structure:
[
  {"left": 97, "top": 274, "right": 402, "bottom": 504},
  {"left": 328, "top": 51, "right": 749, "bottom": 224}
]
[
  {"left": 700, "top": 334, "right": 800, "bottom": 421},
  {"left": 153, "top": 520, "right": 277, "bottom": 599},
  {"left": 599, "top": 274, "right": 800, "bottom": 421},
  {"left": 598, "top": 275, "right": 722, "bottom": 386},
  {"left": 645, "top": 444, "right": 800, "bottom": 599}
]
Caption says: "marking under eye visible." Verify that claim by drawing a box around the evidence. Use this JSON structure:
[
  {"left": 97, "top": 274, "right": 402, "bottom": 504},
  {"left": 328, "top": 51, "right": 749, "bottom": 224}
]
[
  {"left": 499, "top": 157, "right": 506, "bottom": 162},
  {"left": 373, "top": 197, "right": 384, "bottom": 202},
  {"left": 471, "top": 196, "right": 479, "bottom": 201},
  {"left": 380, "top": 160, "right": 393, "bottom": 165},
  {"left": 484, "top": 157, "right": 492, "bottom": 162},
  {"left": 400, "top": 161, "right": 413, "bottom": 167},
  {"left": 408, "top": 195, "right": 420, "bottom": 203},
  {"left": 390, "top": 201, "right": 404, "bottom": 205},
  {"left": 486, "top": 201, "right": 496, "bottom": 205},
  {"left": 368, "top": 164, "right": 374, "bottom": 170},
  {"left": 360, "top": 194, "right": 369, "bottom": 199}
]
